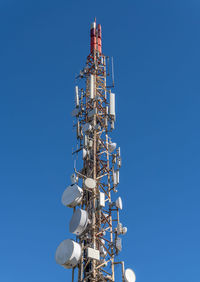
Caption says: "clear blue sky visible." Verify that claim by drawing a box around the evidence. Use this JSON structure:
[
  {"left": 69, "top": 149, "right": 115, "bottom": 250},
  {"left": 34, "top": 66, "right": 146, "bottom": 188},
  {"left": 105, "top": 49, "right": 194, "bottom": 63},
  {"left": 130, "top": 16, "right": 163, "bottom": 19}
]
[{"left": 0, "top": 0, "right": 200, "bottom": 281}]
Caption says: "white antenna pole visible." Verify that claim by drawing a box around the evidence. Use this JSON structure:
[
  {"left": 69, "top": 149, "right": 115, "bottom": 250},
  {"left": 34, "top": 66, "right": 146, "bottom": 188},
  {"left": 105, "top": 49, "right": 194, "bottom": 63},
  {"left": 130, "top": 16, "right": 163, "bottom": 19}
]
[{"left": 112, "top": 56, "right": 115, "bottom": 87}]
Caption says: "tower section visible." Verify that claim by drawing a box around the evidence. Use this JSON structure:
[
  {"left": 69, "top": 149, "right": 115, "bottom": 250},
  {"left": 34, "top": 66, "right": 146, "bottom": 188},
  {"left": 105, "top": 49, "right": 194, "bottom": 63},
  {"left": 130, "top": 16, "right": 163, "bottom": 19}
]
[{"left": 55, "top": 20, "right": 136, "bottom": 282}]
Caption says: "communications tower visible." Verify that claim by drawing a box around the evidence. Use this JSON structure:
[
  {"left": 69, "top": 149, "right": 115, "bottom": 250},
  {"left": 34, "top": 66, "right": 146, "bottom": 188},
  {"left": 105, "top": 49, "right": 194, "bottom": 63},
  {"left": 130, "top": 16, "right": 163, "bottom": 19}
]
[{"left": 55, "top": 20, "right": 136, "bottom": 282}]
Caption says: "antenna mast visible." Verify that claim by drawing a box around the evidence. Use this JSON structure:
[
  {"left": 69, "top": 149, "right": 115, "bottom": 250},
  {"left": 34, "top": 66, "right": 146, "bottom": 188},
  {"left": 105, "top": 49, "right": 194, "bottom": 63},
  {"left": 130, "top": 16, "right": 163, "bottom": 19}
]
[{"left": 55, "top": 20, "right": 136, "bottom": 282}]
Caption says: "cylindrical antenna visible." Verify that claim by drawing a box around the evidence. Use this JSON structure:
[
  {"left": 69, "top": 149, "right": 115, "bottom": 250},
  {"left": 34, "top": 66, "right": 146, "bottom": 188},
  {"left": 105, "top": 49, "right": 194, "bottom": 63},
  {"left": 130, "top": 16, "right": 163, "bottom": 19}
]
[{"left": 111, "top": 56, "right": 115, "bottom": 87}]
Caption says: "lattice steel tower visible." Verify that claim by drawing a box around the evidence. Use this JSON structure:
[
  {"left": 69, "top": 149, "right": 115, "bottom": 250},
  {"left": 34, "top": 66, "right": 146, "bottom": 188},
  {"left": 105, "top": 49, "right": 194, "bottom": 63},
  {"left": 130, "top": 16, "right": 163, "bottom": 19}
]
[{"left": 55, "top": 20, "right": 136, "bottom": 282}]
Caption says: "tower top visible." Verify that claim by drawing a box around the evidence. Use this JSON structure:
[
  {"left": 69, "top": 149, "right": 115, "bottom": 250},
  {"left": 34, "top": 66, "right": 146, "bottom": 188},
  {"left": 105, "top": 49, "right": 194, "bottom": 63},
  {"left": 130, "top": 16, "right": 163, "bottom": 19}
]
[{"left": 90, "top": 20, "right": 102, "bottom": 54}]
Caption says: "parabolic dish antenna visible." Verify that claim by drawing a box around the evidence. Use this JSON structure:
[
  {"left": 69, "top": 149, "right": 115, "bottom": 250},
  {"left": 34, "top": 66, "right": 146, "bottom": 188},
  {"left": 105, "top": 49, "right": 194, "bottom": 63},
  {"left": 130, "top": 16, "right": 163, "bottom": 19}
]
[
  {"left": 70, "top": 209, "right": 89, "bottom": 235},
  {"left": 55, "top": 239, "right": 81, "bottom": 269},
  {"left": 124, "top": 268, "right": 136, "bottom": 282},
  {"left": 61, "top": 184, "right": 83, "bottom": 208},
  {"left": 85, "top": 178, "right": 96, "bottom": 189}
]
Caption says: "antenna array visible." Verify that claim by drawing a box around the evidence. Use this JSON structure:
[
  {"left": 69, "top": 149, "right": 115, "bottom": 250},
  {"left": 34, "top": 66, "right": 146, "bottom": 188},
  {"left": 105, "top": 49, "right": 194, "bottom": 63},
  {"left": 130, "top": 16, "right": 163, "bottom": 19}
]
[{"left": 55, "top": 21, "right": 136, "bottom": 282}]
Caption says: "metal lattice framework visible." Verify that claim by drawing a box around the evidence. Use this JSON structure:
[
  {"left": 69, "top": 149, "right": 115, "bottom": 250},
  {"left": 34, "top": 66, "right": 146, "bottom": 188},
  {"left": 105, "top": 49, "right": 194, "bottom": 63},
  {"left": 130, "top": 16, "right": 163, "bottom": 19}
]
[{"left": 55, "top": 20, "right": 136, "bottom": 282}]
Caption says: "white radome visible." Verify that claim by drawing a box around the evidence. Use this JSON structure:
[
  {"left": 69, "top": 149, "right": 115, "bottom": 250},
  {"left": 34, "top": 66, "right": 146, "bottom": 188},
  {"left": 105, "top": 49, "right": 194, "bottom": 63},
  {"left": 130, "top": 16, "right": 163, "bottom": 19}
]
[
  {"left": 55, "top": 239, "right": 81, "bottom": 269},
  {"left": 69, "top": 208, "right": 89, "bottom": 235},
  {"left": 82, "top": 148, "right": 87, "bottom": 159},
  {"left": 115, "top": 196, "right": 123, "bottom": 210},
  {"left": 61, "top": 184, "right": 83, "bottom": 208},
  {"left": 85, "top": 177, "right": 96, "bottom": 189},
  {"left": 122, "top": 226, "right": 128, "bottom": 235},
  {"left": 124, "top": 268, "right": 136, "bottom": 282}
]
